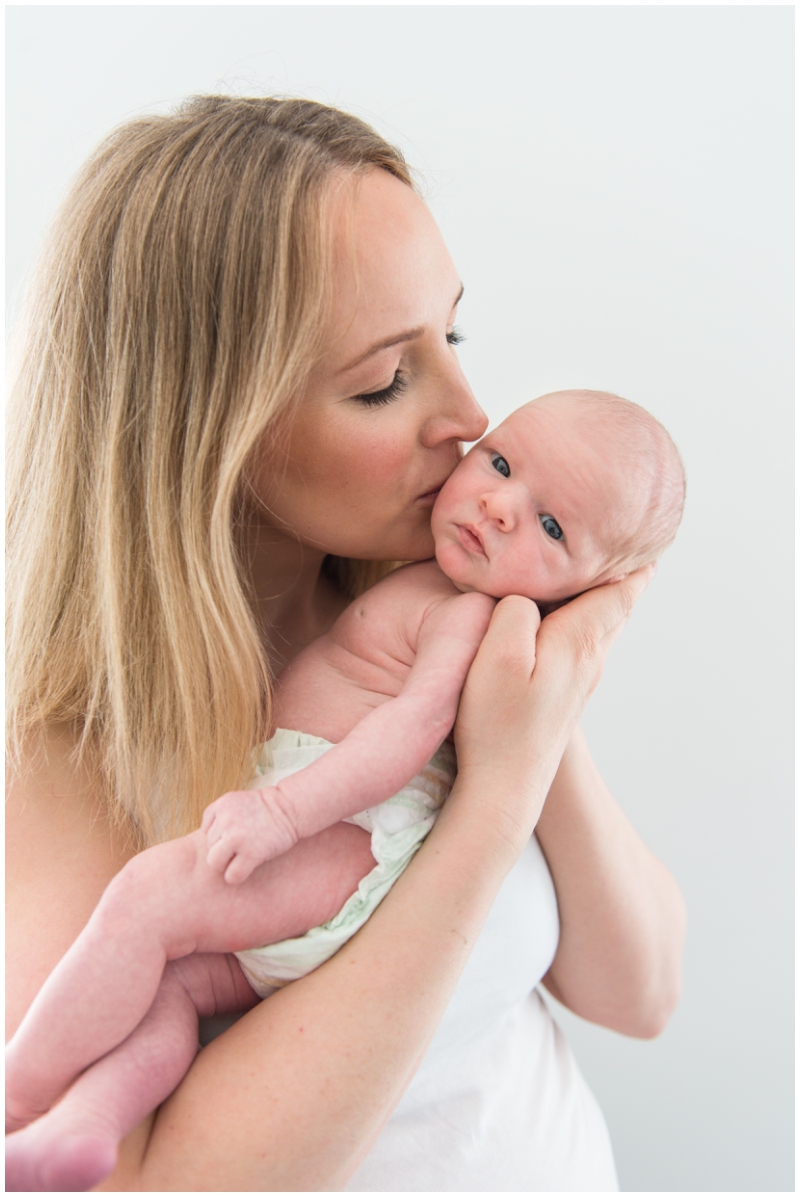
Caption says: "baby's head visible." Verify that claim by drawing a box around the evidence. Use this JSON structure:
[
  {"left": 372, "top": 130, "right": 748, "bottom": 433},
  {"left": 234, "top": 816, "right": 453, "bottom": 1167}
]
[{"left": 431, "top": 390, "right": 685, "bottom": 606}]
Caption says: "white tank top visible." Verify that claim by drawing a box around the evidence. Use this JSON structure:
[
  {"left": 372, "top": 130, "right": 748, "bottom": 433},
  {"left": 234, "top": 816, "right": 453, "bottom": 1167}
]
[{"left": 345, "top": 835, "right": 619, "bottom": 1192}]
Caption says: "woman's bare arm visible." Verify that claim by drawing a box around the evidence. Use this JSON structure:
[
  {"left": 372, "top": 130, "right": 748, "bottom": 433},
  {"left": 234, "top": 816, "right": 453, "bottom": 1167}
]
[
  {"left": 7, "top": 571, "right": 653, "bottom": 1191},
  {"left": 5, "top": 728, "right": 528, "bottom": 1193},
  {"left": 537, "top": 727, "right": 686, "bottom": 1038}
]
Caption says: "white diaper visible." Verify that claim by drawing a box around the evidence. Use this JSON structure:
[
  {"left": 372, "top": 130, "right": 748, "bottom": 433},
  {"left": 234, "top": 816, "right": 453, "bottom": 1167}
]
[{"left": 234, "top": 728, "right": 456, "bottom": 998}]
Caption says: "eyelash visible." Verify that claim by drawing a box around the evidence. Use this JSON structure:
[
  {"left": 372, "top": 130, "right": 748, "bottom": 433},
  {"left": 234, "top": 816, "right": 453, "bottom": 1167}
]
[
  {"left": 354, "top": 371, "right": 409, "bottom": 408},
  {"left": 354, "top": 328, "right": 464, "bottom": 407}
]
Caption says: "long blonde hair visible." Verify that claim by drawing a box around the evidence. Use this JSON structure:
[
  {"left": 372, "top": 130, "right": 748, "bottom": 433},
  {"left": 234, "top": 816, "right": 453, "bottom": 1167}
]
[{"left": 7, "top": 96, "right": 412, "bottom": 845}]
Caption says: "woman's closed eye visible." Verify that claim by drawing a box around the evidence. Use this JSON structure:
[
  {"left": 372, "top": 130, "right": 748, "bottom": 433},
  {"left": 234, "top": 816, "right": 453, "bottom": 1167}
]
[
  {"left": 446, "top": 325, "right": 465, "bottom": 347},
  {"left": 539, "top": 515, "right": 564, "bottom": 541},
  {"left": 353, "top": 371, "right": 409, "bottom": 408}
]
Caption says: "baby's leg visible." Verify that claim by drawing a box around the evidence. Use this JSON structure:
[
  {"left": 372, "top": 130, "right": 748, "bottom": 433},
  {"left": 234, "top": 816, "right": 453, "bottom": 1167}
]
[
  {"left": 6, "top": 823, "right": 373, "bottom": 1130},
  {"left": 5, "top": 834, "right": 218, "bottom": 1132},
  {"left": 5, "top": 952, "right": 258, "bottom": 1193}
]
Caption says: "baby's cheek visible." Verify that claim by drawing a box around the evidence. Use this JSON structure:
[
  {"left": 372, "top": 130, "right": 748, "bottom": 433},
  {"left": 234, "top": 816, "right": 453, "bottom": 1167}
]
[
  {"left": 434, "top": 539, "right": 467, "bottom": 583},
  {"left": 497, "top": 554, "right": 550, "bottom": 602}
]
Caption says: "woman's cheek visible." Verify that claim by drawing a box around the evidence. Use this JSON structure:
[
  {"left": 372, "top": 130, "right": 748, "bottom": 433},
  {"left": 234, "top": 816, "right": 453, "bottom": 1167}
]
[{"left": 361, "top": 446, "right": 413, "bottom": 502}]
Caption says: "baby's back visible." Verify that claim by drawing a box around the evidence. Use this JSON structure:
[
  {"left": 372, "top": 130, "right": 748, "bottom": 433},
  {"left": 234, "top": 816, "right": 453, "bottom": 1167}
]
[{"left": 274, "top": 561, "right": 463, "bottom": 744}]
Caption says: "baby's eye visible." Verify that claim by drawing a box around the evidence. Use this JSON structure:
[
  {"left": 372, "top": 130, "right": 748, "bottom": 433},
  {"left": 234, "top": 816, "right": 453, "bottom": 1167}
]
[
  {"left": 491, "top": 454, "right": 510, "bottom": 478},
  {"left": 540, "top": 515, "right": 564, "bottom": 541}
]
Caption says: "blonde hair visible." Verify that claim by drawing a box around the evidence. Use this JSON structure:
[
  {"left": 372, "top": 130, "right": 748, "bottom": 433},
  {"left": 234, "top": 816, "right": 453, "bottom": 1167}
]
[{"left": 7, "top": 95, "right": 412, "bottom": 845}]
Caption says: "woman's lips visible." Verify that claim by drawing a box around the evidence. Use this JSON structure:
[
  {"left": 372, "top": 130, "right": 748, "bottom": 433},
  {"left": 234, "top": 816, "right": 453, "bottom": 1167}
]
[
  {"left": 415, "top": 487, "right": 442, "bottom": 507},
  {"left": 456, "top": 524, "right": 486, "bottom": 556}
]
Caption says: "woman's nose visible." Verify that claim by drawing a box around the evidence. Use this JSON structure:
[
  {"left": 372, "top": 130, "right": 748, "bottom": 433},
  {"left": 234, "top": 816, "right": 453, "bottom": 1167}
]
[{"left": 421, "top": 365, "right": 488, "bottom": 447}]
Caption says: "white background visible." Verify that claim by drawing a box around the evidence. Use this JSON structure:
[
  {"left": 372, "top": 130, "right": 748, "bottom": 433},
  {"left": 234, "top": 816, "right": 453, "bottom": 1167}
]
[{"left": 6, "top": 6, "right": 794, "bottom": 1192}]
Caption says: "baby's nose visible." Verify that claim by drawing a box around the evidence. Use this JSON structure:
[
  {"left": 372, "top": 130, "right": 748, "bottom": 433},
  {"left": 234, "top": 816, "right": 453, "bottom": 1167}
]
[{"left": 480, "top": 489, "right": 515, "bottom": 529}]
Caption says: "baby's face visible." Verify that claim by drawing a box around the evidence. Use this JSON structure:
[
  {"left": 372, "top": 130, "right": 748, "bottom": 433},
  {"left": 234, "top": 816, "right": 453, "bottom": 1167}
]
[{"left": 431, "top": 398, "right": 636, "bottom": 603}]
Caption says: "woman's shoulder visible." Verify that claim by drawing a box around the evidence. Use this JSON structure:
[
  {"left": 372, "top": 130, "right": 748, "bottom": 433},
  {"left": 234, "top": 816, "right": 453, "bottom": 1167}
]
[{"left": 6, "top": 725, "right": 134, "bottom": 1037}]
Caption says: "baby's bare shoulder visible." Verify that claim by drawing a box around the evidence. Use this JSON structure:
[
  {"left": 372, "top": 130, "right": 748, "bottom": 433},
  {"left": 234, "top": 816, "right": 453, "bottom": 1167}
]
[
  {"left": 335, "top": 561, "right": 459, "bottom": 641},
  {"left": 362, "top": 560, "right": 461, "bottom": 605},
  {"left": 274, "top": 564, "right": 492, "bottom": 741}
]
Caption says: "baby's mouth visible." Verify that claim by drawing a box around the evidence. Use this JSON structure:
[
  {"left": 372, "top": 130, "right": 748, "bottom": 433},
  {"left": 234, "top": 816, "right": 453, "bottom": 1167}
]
[{"left": 456, "top": 524, "right": 487, "bottom": 557}]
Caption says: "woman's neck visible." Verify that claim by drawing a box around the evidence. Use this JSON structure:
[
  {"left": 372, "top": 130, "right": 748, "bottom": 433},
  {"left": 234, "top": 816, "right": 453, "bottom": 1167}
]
[{"left": 239, "top": 510, "right": 349, "bottom": 672}]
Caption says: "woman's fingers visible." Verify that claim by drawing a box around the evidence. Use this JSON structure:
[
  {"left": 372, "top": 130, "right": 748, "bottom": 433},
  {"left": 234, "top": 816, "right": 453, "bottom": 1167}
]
[
  {"left": 537, "top": 564, "right": 655, "bottom": 685},
  {"left": 453, "top": 597, "right": 542, "bottom": 773},
  {"left": 558, "top": 563, "right": 654, "bottom": 637},
  {"left": 476, "top": 595, "right": 541, "bottom": 677},
  {"left": 454, "top": 565, "right": 655, "bottom": 776}
]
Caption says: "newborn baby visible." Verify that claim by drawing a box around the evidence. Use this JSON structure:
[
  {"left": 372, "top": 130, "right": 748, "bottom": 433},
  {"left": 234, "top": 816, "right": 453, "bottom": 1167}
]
[{"left": 5, "top": 390, "right": 684, "bottom": 1192}]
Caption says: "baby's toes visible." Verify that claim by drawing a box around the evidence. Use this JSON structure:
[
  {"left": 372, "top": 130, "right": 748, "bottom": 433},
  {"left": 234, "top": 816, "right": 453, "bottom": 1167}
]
[
  {"left": 4, "top": 1087, "right": 50, "bottom": 1136},
  {"left": 5, "top": 1125, "right": 117, "bottom": 1193}
]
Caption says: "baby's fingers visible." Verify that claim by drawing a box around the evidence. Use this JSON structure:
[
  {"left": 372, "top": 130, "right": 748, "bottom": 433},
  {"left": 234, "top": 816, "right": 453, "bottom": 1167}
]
[
  {"left": 223, "top": 855, "right": 258, "bottom": 886},
  {"left": 201, "top": 800, "right": 223, "bottom": 834},
  {"left": 206, "top": 837, "right": 237, "bottom": 876}
]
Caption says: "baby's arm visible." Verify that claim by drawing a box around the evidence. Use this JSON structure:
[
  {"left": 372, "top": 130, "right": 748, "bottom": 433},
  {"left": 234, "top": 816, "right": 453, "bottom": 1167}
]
[{"left": 203, "top": 589, "right": 495, "bottom": 883}]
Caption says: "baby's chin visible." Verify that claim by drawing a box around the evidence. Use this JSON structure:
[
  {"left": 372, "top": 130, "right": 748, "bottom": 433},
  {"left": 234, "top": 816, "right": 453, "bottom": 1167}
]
[
  {"left": 434, "top": 545, "right": 559, "bottom": 604},
  {"left": 431, "top": 533, "right": 605, "bottom": 605}
]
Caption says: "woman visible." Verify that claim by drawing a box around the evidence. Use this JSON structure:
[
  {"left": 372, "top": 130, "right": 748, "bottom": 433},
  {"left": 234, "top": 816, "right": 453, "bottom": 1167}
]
[{"left": 6, "top": 96, "right": 685, "bottom": 1191}]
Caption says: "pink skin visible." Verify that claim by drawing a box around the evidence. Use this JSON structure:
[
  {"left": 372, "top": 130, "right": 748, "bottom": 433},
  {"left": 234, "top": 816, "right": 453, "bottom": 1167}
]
[
  {"left": 203, "top": 567, "right": 495, "bottom": 883},
  {"left": 7, "top": 174, "right": 652, "bottom": 1192},
  {"left": 205, "top": 395, "right": 646, "bottom": 884},
  {"left": 4, "top": 168, "right": 488, "bottom": 1193},
  {"left": 245, "top": 169, "right": 487, "bottom": 568},
  {"left": 5, "top": 562, "right": 495, "bottom": 1192},
  {"left": 5, "top": 388, "right": 646, "bottom": 1193},
  {"left": 432, "top": 394, "right": 635, "bottom": 604}
]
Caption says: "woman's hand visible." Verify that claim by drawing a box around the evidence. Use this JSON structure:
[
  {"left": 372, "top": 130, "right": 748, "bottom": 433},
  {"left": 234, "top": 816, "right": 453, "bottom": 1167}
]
[
  {"left": 453, "top": 563, "right": 684, "bottom": 1040},
  {"left": 453, "top": 566, "right": 656, "bottom": 853},
  {"left": 7, "top": 567, "right": 662, "bottom": 1190}
]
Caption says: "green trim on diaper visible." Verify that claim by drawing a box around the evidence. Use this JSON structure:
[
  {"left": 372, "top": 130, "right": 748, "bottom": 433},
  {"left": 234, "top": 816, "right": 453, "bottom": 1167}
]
[{"left": 235, "top": 729, "right": 456, "bottom": 997}]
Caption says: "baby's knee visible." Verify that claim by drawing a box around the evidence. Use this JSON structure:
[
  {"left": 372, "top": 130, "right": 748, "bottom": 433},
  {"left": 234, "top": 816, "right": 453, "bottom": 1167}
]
[{"left": 97, "top": 837, "right": 202, "bottom": 930}]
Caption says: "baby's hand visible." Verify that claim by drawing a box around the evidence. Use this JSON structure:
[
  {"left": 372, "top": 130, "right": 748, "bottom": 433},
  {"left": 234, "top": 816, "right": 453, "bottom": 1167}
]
[{"left": 201, "top": 787, "right": 300, "bottom": 884}]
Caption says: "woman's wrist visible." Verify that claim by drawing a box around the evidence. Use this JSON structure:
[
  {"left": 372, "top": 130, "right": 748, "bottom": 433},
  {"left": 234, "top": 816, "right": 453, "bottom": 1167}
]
[
  {"left": 452, "top": 571, "right": 656, "bottom": 820},
  {"left": 536, "top": 727, "right": 686, "bottom": 1037},
  {"left": 120, "top": 775, "right": 525, "bottom": 1192}
]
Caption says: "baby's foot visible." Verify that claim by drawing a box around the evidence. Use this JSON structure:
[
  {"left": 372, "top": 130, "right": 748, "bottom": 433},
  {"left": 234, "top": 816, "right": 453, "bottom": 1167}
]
[
  {"left": 5, "top": 1044, "right": 77, "bottom": 1139},
  {"left": 5, "top": 1083, "right": 53, "bottom": 1136},
  {"left": 6, "top": 1105, "right": 39, "bottom": 1137},
  {"left": 5, "top": 1120, "right": 117, "bottom": 1192},
  {"left": 202, "top": 786, "right": 300, "bottom": 884}
]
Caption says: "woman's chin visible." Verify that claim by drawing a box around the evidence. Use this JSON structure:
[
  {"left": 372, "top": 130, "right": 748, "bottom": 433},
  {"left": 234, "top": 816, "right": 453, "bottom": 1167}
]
[{"left": 393, "top": 526, "right": 436, "bottom": 562}]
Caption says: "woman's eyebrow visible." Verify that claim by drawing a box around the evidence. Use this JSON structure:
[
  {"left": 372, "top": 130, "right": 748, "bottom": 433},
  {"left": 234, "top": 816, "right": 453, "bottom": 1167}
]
[
  {"left": 338, "top": 327, "right": 424, "bottom": 374},
  {"left": 338, "top": 284, "right": 465, "bottom": 375}
]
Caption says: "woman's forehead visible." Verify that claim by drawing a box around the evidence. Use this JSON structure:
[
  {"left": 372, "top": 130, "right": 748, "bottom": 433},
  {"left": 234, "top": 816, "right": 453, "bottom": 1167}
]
[{"left": 322, "top": 172, "right": 459, "bottom": 358}]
